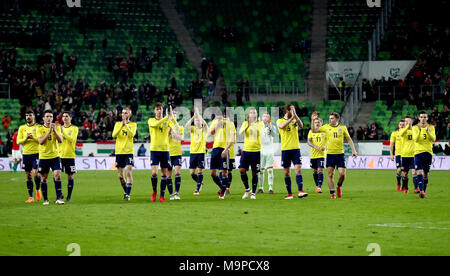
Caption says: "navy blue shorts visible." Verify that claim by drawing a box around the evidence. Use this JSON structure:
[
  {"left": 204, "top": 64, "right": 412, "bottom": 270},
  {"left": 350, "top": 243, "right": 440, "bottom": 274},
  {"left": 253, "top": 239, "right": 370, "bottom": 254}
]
[
  {"left": 310, "top": 157, "right": 325, "bottom": 169},
  {"left": 22, "top": 153, "right": 39, "bottom": 172},
  {"left": 168, "top": 155, "right": 182, "bottom": 170},
  {"left": 210, "top": 147, "right": 228, "bottom": 170},
  {"left": 115, "top": 154, "right": 134, "bottom": 168},
  {"left": 239, "top": 151, "right": 261, "bottom": 171},
  {"left": 150, "top": 151, "right": 170, "bottom": 169},
  {"left": 38, "top": 157, "right": 61, "bottom": 174},
  {"left": 281, "top": 149, "right": 302, "bottom": 168},
  {"left": 229, "top": 158, "right": 235, "bottom": 171},
  {"left": 326, "top": 154, "right": 346, "bottom": 168},
  {"left": 189, "top": 153, "right": 205, "bottom": 169},
  {"left": 395, "top": 155, "right": 402, "bottom": 169},
  {"left": 414, "top": 152, "right": 432, "bottom": 173},
  {"left": 401, "top": 157, "right": 414, "bottom": 172},
  {"left": 61, "top": 158, "right": 77, "bottom": 174}
]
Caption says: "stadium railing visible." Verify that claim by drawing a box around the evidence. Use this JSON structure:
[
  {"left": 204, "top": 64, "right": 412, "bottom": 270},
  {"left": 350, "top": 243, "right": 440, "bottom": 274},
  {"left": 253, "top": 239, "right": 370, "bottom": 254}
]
[
  {"left": 374, "top": 84, "right": 450, "bottom": 101},
  {"left": 368, "top": 0, "right": 395, "bottom": 60},
  {"left": 224, "top": 80, "right": 308, "bottom": 96},
  {"left": 341, "top": 63, "right": 364, "bottom": 126}
]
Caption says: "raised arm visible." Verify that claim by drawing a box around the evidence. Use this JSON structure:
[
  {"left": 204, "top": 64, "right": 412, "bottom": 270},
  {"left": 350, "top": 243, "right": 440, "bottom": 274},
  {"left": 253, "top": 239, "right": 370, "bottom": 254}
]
[
  {"left": 427, "top": 126, "right": 436, "bottom": 142},
  {"left": 38, "top": 127, "right": 52, "bottom": 145},
  {"left": 16, "top": 127, "right": 26, "bottom": 145},
  {"left": 53, "top": 125, "right": 63, "bottom": 143},
  {"left": 277, "top": 117, "right": 294, "bottom": 129},
  {"left": 112, "top": 122, "right": 123, "bottom": 138}
]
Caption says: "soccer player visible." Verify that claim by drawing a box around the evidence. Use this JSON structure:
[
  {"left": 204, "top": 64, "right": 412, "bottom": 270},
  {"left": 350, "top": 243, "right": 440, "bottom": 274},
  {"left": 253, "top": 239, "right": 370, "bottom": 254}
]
[
  {"left": 148, "top": 103, "right": 174, "bottom": 202},
  {"left": 59, "top": 111, "right": 79, "bottom": 202},
  {"left": 397, "top": 116, "right": 415, "bottom": 194},
  {"left": 17, "top": 110, "right": 41, "bottom": 202},
  {"left": 112, "top": 107, "right": 137, "bottom": 201},
  {"left": 307, "top": 117, "right": 326, "bottom": 193},
  {"left": 239, "top": 107, "right": 264, "bottom": 200},
  {"left": 10, "top": 129, "right": 22, "bottom": 173},
  {"left": 37, "top": 110, "right": 64, "bottom": 205},
  {"left": 185, "top": 108, "right": 208, "bottom": 195},
  {"left": 412, "top": 111, "right": 435, "bottom": 198},
  {"left": 389, "top": 119, "right": 405, "bottom": 191},
  {"left": 168, "top": 110, "right": 184, "bottom": 200},
  {"left": 258, "top": 111, "right": 276, "bottom": 194},
  {"left": 312, "top": 112, "right": 357, "bottom": 199},
  {"left": 277, "top": 105, "right": 307, "bottom": 199},
  {"left": 208, "top": 109, "right": 236, "bottom": 199},
  {"left": 221, "top": 114, "right": 237, "bottom": 195}
]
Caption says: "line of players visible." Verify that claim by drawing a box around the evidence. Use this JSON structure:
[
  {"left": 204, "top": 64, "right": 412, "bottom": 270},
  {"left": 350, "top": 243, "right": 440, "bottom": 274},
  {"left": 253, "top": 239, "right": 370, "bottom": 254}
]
[
  {"left": 17, "top": 110, "right": 78, "bottom": 205},
  {"left": 19, "top": 103, "right": 433, "bottom": 204},
  {"left": 389, "top": 112, "right": 436, "bottom": 198},
  {"left": 112, "top": 103, "right": 358, "bottom": 202}
]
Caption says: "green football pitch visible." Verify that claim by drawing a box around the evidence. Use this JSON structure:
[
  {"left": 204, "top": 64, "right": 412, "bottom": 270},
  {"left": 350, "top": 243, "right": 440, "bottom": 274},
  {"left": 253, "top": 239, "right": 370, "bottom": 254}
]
[{"left": 0, "top": 169, "right": 449, "bottom": 256}]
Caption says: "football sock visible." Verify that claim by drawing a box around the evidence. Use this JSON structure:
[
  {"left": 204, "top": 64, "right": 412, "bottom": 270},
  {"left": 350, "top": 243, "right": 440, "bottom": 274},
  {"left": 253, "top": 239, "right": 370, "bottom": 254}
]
[
  {"left": 258, "top": 170, "right": 265, "bottom": 190},
  {"left": 423, "top": 177, "right": 428, "bottom": 192},
  {"left": 67, "top": 178, "right": 74, "bottom": 199},
  {"left": 41, "top": 181, "right": 48, "bottom": 201},
  {"left": 251, "top": 173, "right": 258, "bottom": 194},
  {"left": 284, "top": 176, "right": 292, "bottom": 194},
  {"left": 240, "top": 172, "right": 249, "bottom": 190},
  {"left": 227, "top": 172, "right": 232, "bottom": 188},
  {"left": 167, "top": 177, "right": 173, "bottom": 195},
  {"left": 196, "top": 173, "right": 203, "bottom": 191},
  {"left": 26, "top": 178, "right": 33, "bottom": 198},
  {"left": 13, "top": 161, "right": 18, "bottom": 173},
  {"left": 120, "top": 177, "right": 127, "bottom": 193},
  {"left": 296, "top": 174, "right": 303, "bottom": 191},
  {"left": 396, "top": 174, "right": 401, "bottom": 186},
  {"left": 330, "top": 189, "right": 335, "bottom": 195},
  {"left": 160, "top": 176, "right": 167, "bottom": 197},
  {"left": 313, "top": 172, "right": 318, "bottom": 186},
  {"left": 337, "top": 179, "right": 343, "bottom": 188},
  {"left": 267, "top": 168, "right": 274, "bottom": 190},
  {"left": 34, "top": 175, "right": 41, "bottom": 190},
  {"left": 220, "top": 174, "right": 228, "bottom": 194},
  {"left": 212, "top": 175, "right": 222, "bottom": 188},
  {"left": 402, "top": 176, "right": 408, "bottom": 191},
  {"left": 417, "top": 174, "right": 424, "bottom": 192},
  {"left": 151, "top": 175, "right": 158, "bottom": 192},
  {"left": 191, "top": 173, "right": 198, "bottom": 183},
  {"left": 55, "top": 179, "right": 62, "bottom": 199},
  {"left": 125, "top": 183, "right": 132, "bottom": 196},
  {"left": 175, "top": 174, "right": 181, "bottom": 193},
  {"left": 317, "top": 172, "right": 324, "bottom": 188},
  {"left": 412, "top": 174, "right": 418, "bottom": 190}
]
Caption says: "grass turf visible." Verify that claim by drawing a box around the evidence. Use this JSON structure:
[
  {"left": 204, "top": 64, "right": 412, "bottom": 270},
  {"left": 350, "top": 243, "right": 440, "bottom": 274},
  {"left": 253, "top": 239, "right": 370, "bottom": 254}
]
[{"left": 0, "top": 169, "right": 449, "bottom": 256}]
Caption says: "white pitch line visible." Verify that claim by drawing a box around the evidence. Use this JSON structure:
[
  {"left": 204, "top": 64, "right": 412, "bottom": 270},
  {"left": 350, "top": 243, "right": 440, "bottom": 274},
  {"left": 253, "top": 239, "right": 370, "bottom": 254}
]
[{"left": 368, "top": 222, "right": 450, "bottom": 231}]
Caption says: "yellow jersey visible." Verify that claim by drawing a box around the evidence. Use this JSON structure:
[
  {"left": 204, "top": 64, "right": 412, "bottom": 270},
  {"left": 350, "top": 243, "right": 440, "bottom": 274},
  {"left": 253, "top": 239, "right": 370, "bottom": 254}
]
[
  {"left": 308, "top": 130, "right": 326, "bottom": 159},
  {"left": 412, "top": 125, "right": 435, "bottom": 155},
  {"left": 229, "top": 131, "right": 237, "bottom": 159},
  {"left": 398, "top": 126, "right": 415, "bottom": 157},
  {"left": 169, "top": 122, "right": 184, "bottom": 157},
  {"left": 209, "top": 119, "right": 236, "bottom": 149},
  {"left": 239, "top": 121, "right": 264, "bottom": 152},
  {"left": 190, "top": 126, "right": 207, "bottom": 154},
  {"left": 389, "top": 130, "right": 403, "bottom": 156},
  {"left": 277, "top": 118, "right": 300, "bottom": 151},
  {"left": 112, "top": 122, "right": 137, "bottom": 155},
  {"left": 318, "top": 124, "right": 350, "bottom": 155},
  {"left": 17, "top": 123, "right": 40, "bottom": 155},
  {"left": 59, "top": 125, "right": 79, "bottom": 159},
  {"left": 37, "top": 125, "right": 62, "bottom": 159},
  {"left": 148, "top": 116, "right": 174, "bottom": 152}
]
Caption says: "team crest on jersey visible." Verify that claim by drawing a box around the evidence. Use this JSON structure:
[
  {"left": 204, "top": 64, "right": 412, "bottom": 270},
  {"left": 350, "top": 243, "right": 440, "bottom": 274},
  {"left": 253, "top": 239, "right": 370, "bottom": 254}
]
[
  {"left": 338, "top": 129, "right": 343, "bottom": 133},
  {"left": 163, "top": 122, "right": 168, "bottom": 127},
  {"left": 321, "top": 133, "right": 325, "bottom": 137}
]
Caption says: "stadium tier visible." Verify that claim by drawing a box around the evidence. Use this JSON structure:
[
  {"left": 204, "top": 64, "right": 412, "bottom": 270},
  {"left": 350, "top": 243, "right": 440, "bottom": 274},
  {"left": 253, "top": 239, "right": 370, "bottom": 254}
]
[{"left": 177, "top": 0, "right": 312, "bottom": 93}]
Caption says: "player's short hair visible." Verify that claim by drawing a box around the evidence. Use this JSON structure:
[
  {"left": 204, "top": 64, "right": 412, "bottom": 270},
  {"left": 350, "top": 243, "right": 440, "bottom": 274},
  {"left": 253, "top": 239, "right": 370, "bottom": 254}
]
[
  {"left": 122, "top": 107, "right": 132, "bottom": 113},
  {"left": 25, "top": 110, "right": 34, "bottom": 115},
  {"left": 62, "top": 111, "right": 72, "bottom": 117},
  {"left": 153, "top": 102, "right": 163, "bottom": 109},
  {"left": 405, "top": 115, "right": 412, "bottom": 119},
  {"left": 282, "top": 104, "right": 292, "bottom": 114},
  {"left": 399, "top": 119, "right": 405, "bottom": 123},
  {"left": 330, "top": 112, "right": 340, "bottom": 119},
  {"left": 419, "top": 111, "right": 428, "bottom": 116},
  {"left": 313, "top": 117, "right": 323, "bottom": 124},
  {"left": 44, "top": 110, "right": 53, "bottom": 115}
]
